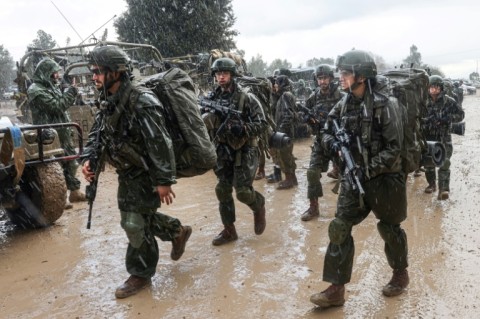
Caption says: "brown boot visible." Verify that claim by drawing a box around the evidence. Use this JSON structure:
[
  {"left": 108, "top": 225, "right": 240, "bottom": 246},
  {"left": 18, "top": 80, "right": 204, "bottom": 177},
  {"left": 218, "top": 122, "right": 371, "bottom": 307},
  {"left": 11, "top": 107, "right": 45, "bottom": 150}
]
[
  {"left": 437, "top": 190, "right": 449, "bottom": 200},
  {"left": 382, "top": 269, "right": 409, "bottom": 297},
  {"left": 171, "top": 225, "right": 192, "bottom": 261},
  {"left": 310, "top": 284, "right": 345, "bottom": 308},
  {"left": 69, "top": 189, "right": 87, "bottom": 202},
  {"left": 301, "top": 198, "right": 319, "bottom": 221},
  {"left": 413, "top": 169, "right": 422, "bottom": 177},
  {"left": 115, "top": 275, "right": 151, "bottom": 299},
  {"left": 212, "top": 224, "right": 238, "bottom": 246},
  {"left": 327, "top": 165, "right": 340, "bottom": 179},
  {"left": 64, "top": 200, "right": 73, "bottom": 210},
  {"left": 424, "top": 183, "right": 436, "bottom": 194},
  {"left": 277, "top": 173, "right": 297, "bottom": 190},
  {"left": 254, "top": 165, "right": 265, "bottom": 180},
  {"left": 253, "top": 205, "right": 266, "bottom": 235}
]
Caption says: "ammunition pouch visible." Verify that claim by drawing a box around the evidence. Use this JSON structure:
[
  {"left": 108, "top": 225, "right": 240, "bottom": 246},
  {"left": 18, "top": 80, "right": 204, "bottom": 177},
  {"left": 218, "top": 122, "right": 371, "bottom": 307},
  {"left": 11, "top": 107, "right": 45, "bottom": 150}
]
[{"left": 108, "top": 141, "right": 146, "bottom": 170}]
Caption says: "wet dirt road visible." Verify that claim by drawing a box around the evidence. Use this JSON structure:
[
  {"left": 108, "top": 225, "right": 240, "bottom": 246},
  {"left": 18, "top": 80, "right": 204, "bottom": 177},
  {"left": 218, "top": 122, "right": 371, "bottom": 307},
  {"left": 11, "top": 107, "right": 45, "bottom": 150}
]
[{"left": 1, "top": 94, "right": 479, "bottom": 318}]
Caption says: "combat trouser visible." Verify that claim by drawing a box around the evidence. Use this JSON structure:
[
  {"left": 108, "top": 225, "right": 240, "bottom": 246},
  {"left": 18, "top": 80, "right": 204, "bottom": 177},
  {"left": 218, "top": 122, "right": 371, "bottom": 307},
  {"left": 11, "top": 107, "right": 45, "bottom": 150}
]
[
  {"left": 57, "top": 127, "right": 81, "bottom": 191},
  {"left": 276, "top": 141, "right": 296, "bottom": 174},
  {"left": 214, "top": 146, "right": 265, "bottom": 225},
  {"left": 306, "top": 138, "right": 330, "bottom": 199},
  {"left": 425, "top": 142, "right": 453, "bottom": 192},
  {"left": 322, "top": 173, "right": 408, "bottom": 285}
]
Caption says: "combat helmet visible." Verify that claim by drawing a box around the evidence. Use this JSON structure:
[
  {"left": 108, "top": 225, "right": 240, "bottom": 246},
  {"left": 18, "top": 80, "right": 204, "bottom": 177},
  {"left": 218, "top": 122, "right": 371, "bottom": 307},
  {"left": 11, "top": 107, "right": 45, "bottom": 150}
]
[
  {"left": 315, "top": 64, "right": 334, "bottom": 78},
  {"left": 429, "top": 75, "right": 444, "bottom": 89},
  {"left": 88, "top": 45, "right": 131, "bottom": 72},
  {"left": 336, "top": 49, "right": 377, "bottom": 79},
  {"left": 211, "top": 57, "right": 238, "bottom": 77}
]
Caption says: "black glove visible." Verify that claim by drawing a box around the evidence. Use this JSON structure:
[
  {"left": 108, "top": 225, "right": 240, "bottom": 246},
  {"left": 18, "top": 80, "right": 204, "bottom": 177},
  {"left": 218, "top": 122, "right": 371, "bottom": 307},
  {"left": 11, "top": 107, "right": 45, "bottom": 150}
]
[
  {"left": 229, "top": 119, "right": 245, "bottom": 137},
  {"left": 331, "top": 141, "right": 341, "bottom": 156}
]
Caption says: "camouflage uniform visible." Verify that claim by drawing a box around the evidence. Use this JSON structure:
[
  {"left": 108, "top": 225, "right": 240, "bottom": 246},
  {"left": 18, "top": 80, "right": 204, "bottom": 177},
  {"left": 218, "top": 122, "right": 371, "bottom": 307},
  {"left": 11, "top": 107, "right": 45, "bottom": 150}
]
[
  {"left": 84, "top": 79, "right": 185, "bottom": 279},
  {"left": 27, "top": 58, "right": 81, "bottom": 192},
  {"left": 210, "top": 81, "right": 267, "bottom": 226},
  {"left": 271, "top": 76, "right": 297, "bottom": 177},
  {"left": 305, "top": 84, "right": 343, "bottom": 200},
  {"left": 422, "top": 91, "right": 464, "bottom": 194},
  {"left": 320, "top": 79, "right": 408, "bottom": 285}
]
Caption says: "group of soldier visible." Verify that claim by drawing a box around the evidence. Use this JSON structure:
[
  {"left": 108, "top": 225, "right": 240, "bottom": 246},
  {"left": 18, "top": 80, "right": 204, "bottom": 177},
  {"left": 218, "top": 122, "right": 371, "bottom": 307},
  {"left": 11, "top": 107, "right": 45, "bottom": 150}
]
[{"left": 24, "top": 45, "right": 465, "bottom": 308}]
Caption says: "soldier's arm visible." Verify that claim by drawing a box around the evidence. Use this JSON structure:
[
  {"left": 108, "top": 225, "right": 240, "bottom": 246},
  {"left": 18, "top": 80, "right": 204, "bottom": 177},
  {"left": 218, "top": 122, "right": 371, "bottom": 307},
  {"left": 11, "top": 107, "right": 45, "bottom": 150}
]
[
  {"left": 450, "top": 98, "right": 465, "bottom": 123},
  {"left": 31, "top": 87, "right": 77, "bottom": 116},
  {"left": 244, "top": 93, "right": 268, "bottom": 137}
]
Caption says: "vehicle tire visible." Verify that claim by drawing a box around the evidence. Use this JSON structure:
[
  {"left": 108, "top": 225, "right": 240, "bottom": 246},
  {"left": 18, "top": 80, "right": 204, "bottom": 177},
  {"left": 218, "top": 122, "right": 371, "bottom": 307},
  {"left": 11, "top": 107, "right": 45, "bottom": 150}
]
[{"left": 6, "top": 162, "right": 67, "bottom": 228}]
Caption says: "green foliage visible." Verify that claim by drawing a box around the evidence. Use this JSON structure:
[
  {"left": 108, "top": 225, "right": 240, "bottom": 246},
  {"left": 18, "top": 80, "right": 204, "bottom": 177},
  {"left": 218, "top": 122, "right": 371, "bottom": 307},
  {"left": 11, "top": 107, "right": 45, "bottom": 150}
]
[
  {"left": 0, "top": 45, "right": 16, "bottom": 94},
  {"left": 266, "top": 59, "right": 292, "bottom": 76},
  {"left": 28, "top": 30, "right": 57, "bottom": 51},
  {"left": 115, "top": 0, "right": 238, "bottom": 58},
  {"left": 306, "top": 57, "right": 334, "bottom": 67},
  {"left": 424, "top": 64, "right": 445, "bottom": 77},
  {"left": 247, "top": 54, "right": 268, "bottom": 77},
  {"left": 469, "top": 72, "right": 479, "bottom": 81}
]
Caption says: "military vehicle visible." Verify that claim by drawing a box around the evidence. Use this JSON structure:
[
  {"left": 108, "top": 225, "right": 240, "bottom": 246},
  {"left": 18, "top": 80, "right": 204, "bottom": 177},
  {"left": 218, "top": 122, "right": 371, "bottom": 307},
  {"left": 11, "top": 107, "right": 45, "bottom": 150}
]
[{"left": 0, "top": 116, "right": 83, "bottom": 228}]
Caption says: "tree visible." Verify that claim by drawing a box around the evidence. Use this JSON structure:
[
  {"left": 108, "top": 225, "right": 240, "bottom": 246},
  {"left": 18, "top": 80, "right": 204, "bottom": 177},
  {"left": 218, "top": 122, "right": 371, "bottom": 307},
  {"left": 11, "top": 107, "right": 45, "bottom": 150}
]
[
  {"left": 0, "top": 45, "right": 16, "bottom": 94},
  {"left": 28, "top": 30, "right": 57, "bottom": 51},
  {"left": 424, "top": 64, "right": 445, "bottom": 77},
  {"left": 266, "top": 58, "right": 292, "bottom": 76},
  {"left": 247, "top": 54, "right": 268, "bottom": 77},
  {"left": 403, "top": 44, "right": 422, "bottom": 68},
  {"left": 115, "top": 0, "right": 238, "bottom": 58},
  {"left": 306, "top": 57, "right": 334, "bottom": 67},
  {"left": 469, "top": 72, "right": 479, "bottom": 81}
]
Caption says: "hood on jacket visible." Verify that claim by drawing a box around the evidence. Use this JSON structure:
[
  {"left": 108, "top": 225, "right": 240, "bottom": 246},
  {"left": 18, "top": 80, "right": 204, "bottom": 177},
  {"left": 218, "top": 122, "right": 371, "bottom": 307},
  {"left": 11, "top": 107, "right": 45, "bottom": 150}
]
[{"left": 32, "top": 58, "right": 61, "bottom": 87}]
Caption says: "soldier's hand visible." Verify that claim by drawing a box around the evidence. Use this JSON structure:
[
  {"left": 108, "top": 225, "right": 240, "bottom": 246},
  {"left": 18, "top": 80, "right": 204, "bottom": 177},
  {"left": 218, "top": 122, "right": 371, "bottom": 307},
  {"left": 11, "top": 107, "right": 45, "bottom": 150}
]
[
  {"left": 157, "top": 185, "right": 176, "bottom": 205},
  {"left": 82, "top": 160, "right": 95, "bottom": 182}
]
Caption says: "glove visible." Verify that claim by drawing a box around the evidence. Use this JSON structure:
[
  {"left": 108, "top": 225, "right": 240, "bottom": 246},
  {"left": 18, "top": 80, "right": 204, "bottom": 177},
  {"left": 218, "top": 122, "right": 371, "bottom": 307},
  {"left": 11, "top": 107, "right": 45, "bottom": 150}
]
[
  {"left": 330, "top": 141, "right": 341, "bottom": 156},
  {"left": 229, "top": 119, "right": 245, "bottom": 137}
]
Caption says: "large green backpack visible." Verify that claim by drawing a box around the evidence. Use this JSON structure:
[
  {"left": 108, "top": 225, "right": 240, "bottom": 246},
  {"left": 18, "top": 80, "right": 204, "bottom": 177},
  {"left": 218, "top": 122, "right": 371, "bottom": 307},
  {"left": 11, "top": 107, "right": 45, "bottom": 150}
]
[
  {"left": 138, "top": 67, "right": 217, "bottom": 178},
  {"left": 381, "top": 68, "right": 429, "bottom": 174}
]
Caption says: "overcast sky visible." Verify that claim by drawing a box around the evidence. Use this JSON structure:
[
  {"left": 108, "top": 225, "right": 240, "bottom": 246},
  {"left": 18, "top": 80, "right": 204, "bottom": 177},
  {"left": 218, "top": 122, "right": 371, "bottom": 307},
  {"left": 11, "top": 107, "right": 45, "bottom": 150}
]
[{"left": 1, "top": 0, "right": 479, "bottom": 78}]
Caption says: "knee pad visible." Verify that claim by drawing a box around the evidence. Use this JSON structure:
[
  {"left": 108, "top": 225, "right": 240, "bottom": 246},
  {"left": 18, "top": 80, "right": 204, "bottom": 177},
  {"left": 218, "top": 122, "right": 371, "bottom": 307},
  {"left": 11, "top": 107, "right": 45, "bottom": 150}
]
[
  {"left": 215, "top": 183, "right": 233, "bottom": 202},
  {"left": 236, "top": 186, "right": 255, "bottom": 205},
  {"left": 328, "top": 218, "right": 351, "bottom": 245},
  {"left": 121, "top": 212, "right": 146, "bottom": 248},
  {"left": 306, "top": 168, "right": 321, "bottom": 184},
  {"left": 377, "top": 221, "right": 399, "bottom": 242}
]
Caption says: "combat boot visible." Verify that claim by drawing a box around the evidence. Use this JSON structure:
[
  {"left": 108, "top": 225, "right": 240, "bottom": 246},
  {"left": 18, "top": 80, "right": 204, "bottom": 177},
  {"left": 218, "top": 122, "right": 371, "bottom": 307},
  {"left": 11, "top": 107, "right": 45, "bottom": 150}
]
[
  {"left": 212, "top": 224, "right": 238, "bottom": 246},
  {"left": 437, "top": 190, "right": 449, "bottom": 200},
  {"left": 301, "top": 198, "right": 319, "bottom": 221},
  {"left": 424, "top": 183, "right": 436, "bottom": 194},
  {"left": 413, "top": 169, "right": 422, "bottom": 177},
  {"left": 382, "top": 269, "right": 409, "bottom": 297},
  {"left": 64, "top": 200, "right": 73, "bottom": 210},
  {"left": 69, "top": 189, "right": 87, "bottom": 202},
  {"left": 327, "top": 164, "right": 340, "bottom": 179},
  {"left": 253, "top": 205, "right": 266, "bottom": 235},
  {"left": 115, "top": 275, "right": 151, "bottom": 299},
  {"left": 277, "top": 172, "right": 297, "bottom": 190},
  {"left": 266, "top": 166, "right": 282, "bottom": 183},
  {"left": 254, "top": 164, "right": 266, "bottom": 180},
  {"left": 171, "top": 225, "right": 192, "bottom": 261},
  {"left": 310, "top": 284, "right": 345, "bottom": 308}
]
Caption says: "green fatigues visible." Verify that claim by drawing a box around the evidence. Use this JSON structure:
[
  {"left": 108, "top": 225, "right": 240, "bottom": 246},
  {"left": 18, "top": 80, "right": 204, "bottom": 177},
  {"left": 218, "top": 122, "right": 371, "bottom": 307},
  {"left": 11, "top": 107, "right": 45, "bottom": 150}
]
[
  {"left": 84, "top": 80, "right": 183, "bottom": 279},
  {"left": 210, "top": 81, "right": 267, "bottom": 225},
  {"left": 27, "top": 59, "right": 81, "bottom": 191},
  {"left": 422, "top": 92, "right": 464, "bottom": 192},
  {"left": 272, "top": 89, "right": 296, "bottom": 174},
  {"left": 320, "top": 80, "right": 408, "bottom": 285},
  {"left": 305, "top": 86, "right": 343, "bottom": 199}
]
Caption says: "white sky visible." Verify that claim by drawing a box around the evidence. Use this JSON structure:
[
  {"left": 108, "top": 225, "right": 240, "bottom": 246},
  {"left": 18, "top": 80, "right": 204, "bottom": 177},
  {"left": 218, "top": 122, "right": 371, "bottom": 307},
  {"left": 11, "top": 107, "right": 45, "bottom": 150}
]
[{"left": 1, "top": 0, "right": 479, "bottom": 79}]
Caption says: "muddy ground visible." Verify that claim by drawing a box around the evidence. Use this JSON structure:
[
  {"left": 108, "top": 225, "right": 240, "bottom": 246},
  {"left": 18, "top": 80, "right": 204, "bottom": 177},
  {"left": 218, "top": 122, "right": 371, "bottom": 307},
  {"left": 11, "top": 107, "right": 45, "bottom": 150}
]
[{"left": 1, "top": 94, "right": 479, "bottom": 319}]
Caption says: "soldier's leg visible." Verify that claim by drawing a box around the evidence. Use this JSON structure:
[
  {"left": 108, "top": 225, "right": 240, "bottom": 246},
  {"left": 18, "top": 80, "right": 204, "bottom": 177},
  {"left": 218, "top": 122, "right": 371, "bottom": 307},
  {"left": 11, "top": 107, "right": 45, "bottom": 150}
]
[
  {"left": 58, "top": 128, "right": 81, "bottom": 191},
  {"left": 424, "top": 166, "right": 437, "bottom": 193},
  {"left": 438, "top": 142, "right": 453, "bottom": 192},
  {"left": 377, "top": 221, "right": 408, "bottom": 270},
  {"left": 277, "top": 142, "right": 297, "bottom": 189}
]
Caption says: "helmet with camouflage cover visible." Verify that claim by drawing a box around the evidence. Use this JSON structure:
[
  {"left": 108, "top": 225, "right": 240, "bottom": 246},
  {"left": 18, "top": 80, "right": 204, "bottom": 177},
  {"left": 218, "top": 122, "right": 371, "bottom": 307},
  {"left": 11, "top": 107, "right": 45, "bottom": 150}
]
[
  {"left": 429, "top": 75, "right": 444, "bottom": 90},
  {"left": 336, "top": 49, "right": 377, "bottom": 79},
  {"left": 88, "top": 45, "right": 131, "bottom": 72},
  {"left": 315, "top": 64, "right": 334, "bottom": 78},
  {"left": 211, "top": 57, "right": 238, "bottom": 77}
]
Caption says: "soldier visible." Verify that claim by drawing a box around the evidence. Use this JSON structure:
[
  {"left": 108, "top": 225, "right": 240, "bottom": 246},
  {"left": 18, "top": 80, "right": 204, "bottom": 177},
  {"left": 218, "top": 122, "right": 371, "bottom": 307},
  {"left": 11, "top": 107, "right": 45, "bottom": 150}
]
[
  {"left": 27, "top": 57, "right": 87, "bottom": 209},
  {"left": 301, "top": 64, "right": 344, "bottom": 222},
  {"left": 294, "top": 79, "right": 312, "bottom": 102},
  {"left": 421, "top": 75, "right": 464, "bottom": 200},
  {"left": 453, "top": 81, "right": 464, "bottom": 107},
  {"left": 205, "top": 57, "right": 268, "bottom": 245},
  {"left": 310, "top": 50, "right": 409, "bottom": 308},
  {"left": 267, "top": 75, "right": 298, "bottom": 189},
  {"left": 81, "top": 45, "right": 191, "bottom": 299}
]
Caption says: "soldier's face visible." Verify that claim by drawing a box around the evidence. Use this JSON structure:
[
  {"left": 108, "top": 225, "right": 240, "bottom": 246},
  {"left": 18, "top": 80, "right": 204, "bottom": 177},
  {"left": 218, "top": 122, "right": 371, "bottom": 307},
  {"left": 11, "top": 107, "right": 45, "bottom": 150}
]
[
  {"left": 215, "top": 71, "right": 232, "bottom": 87},
  {"left": 339, "top": 70, "right": 355, "bottom": 91},
  {"left": 429, "top": 85, "right": 441, "bottom": 97},
  {"left": 317, "top": 75, "right": 331, "bottom": 90},
  {"left": 91, "top": 66, "right": 106, "bottom": 90}
]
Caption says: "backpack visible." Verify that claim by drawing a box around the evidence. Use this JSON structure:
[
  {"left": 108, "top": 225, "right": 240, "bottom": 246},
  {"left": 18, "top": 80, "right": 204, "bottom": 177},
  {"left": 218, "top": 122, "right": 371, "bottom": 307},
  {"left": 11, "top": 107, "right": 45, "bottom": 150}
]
[
  {"left": 381, "top": 68, "right": 429, "bottom": 174},
  {"left": 138, "top": 67, "right": 217, "bottom": 178}
]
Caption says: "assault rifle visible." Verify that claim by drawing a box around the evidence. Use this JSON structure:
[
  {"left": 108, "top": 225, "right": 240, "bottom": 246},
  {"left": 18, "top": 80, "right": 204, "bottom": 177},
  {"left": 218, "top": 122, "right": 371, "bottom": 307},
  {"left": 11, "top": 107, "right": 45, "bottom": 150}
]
[
  {"left": 198, "top": 98, "right": 243, "bottom": 119},
  {"left": 85, "top": 114, "right": 106, "bottom": 229},
  {"left": 297, "top": 104, "right": 329, "bottom": 124},
  {"left": 332, "top": 119, "right": 365, "bottom": 196}
]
